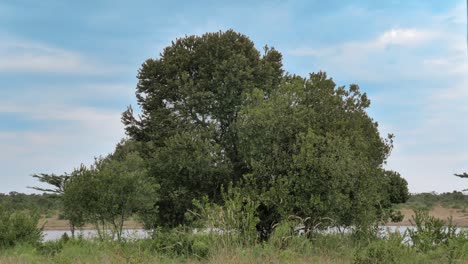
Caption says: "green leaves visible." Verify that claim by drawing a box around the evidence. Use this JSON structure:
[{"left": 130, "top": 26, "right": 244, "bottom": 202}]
[
  {"left": 120, "top": 30, "right": 407, "bottom": 234},
  {"left": 123, "top": 30, "right": 284, "bottom": 227},
  {"left": 61, "top": 142, "right": 158, "bottom": 240},
  {"left": 385, "top": 171, "right": 409, "bottom": 204},
  {"left": 236, "top": 72, "right": 404, "bottom": 232},
  {"left": 30, "top": 173, "right": 69, "bottom": 194},
  {"left": 0, "top": 205, "right": 42, "bottom": 248},
  {"left": 150, "top": 131, "right": 232, "bottom": 226},
  {"left": 454, "top": 172, "right": 468, "bottom": 191}
]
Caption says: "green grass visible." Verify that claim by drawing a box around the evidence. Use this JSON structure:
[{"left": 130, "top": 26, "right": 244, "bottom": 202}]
[{"left": 1, "top": 230, "right": 466, "bottom": 264}]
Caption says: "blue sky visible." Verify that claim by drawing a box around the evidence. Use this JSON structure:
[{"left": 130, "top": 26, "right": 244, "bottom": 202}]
[{"left": 0, "top": 0, "right": 466, "bottom": 193}]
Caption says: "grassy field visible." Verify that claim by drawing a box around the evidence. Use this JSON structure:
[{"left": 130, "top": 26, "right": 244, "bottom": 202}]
[
  {"left": 1, "top": 231, "right": 466, "bottom": 264},
  {"left": 3, "top": 193, "right": 466, "bottom": 263}
]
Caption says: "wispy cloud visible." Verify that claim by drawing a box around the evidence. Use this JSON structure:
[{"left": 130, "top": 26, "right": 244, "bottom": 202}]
[
  {"left": 0, "top": 103, "right": 121, "bottom": 123},
  {"left": 0, "top": 121, "right": 125, "bottom": 193},
  {"left": 436, "top": 2, "right": 467, "bottom": 25},
  {"left": 287, "top": 5, "right": 468, "bottom": 193},
  {"left": 0, "top": 102, "right": 126, "bottom": 193},
  {"left": 288, "top": 28, "right": 437, "bottom": 56},
  {"left": 375, "top": 28, "right": 436, "bottom": 47},
  {"left": 0, "top": 36, "right": 124, "bottom": 75}
]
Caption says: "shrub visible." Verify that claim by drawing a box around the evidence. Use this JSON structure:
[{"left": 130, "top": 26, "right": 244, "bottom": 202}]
[
  {"left": 407, "top": 210, "right": 458, "bottom": 252},
  {"left": 443, "top": 230, "right": 468, "bottom": 262},
  {"left": 0, "top": 205, "right": 42, "bottom": 248},
  {"left": 189, "top": 185, "right": 260, "bottom": 246},
  {"left": 389, "top": 210, "right": 404, "bottom": 223},
  {"left": 38, "top": 233, "right": 70, "bottom": 256},
  {"left": 148, "top": 227, "right": 213, "bottom": 258},
  {"left": 353, "top": 231, "right": 408, "bottom": 264},
  {"left": 267, "top": 219, "right": 297, "bottom": 249}
]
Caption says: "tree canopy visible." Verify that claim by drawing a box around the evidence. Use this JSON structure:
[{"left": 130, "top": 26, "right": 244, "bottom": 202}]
[
  {"left": 454, "top": 172, "right": 467, "bottom": 191},
  {"left": 121, "top": 30, "right": 409, "bottom": 233},
  {"left": 31, "top": 30, "right": 409, "bottom": 238}
]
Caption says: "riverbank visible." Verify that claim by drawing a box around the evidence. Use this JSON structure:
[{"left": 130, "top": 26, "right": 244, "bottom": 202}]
[
  {"left": 39, "top": 205, "right": 468, "bottom": 231},
  {"left": 388, "top": 205, "right": 468, "bottom": 227},
  {"left": 39, "top": 215, "right": 143, "bottom": 231}
]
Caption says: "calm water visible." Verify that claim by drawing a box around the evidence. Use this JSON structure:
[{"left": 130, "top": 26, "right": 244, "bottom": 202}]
[
  {"left": 42, "top": 229, "right": 150, "bottom": 241},
  {"left": 42, "top": 226, "right": 466, "bottom": 242}
]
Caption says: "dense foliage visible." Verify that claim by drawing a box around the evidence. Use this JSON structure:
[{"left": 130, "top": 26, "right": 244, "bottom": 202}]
[
  {"left": 121, "top": 30, "right": 408, "bottom": 234},
  {"left": 0, "top": 204, "right": 42, "bottom": 248},
  {"left": 122, "top": 30, "right": 283, "bottom": 226},
  {"left": 60, "top": 141, "right": 158, "bottom": 240},
  {"left": 0, "top": 192, "right": 60, "bottom": 214}
]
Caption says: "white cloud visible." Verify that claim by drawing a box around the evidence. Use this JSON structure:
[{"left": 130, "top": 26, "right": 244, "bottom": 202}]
[
  {"left": 374, "top": 28, "right": 436, "bottom": 47},
  {"left": 287, "top": 27, "right": 441, "bottom": 82},
  {"left": 430, "top": 80, "right": 468, "bottom": 101},
  {"left": 0, "top": 36, "right": 124, "bottom": 74},
  {"left": 289, "top": 28, "right": 437, "bottom": 57},
  {"left": 423, "top": 57, "right": 468, "bottom": 76},
  {"left": 0, "top": 101, "right": 122, "bottom": 126},
  {"left": 0, "top": 82, "right": 131, "bottom": 193},
  {"left": 0, "top": 103, "right": 126, "bottom": 193}
]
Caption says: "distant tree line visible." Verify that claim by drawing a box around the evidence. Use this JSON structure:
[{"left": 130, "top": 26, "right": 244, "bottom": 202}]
[{"left": 0, "top": 192, "right": 60, "bottom": 214}]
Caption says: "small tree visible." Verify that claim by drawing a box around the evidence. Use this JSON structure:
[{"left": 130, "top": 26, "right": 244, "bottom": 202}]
[
  {"left": 62, "top": 144, "right": 158, "bottom": 241},
  {"left": 30, "top": 172, "right": 82, "bottom": 236},
  {"left": 454, "top": 172, "right": 467, "bottom": 191},
  {"left": 30, "top": 173, "right": 69, "bottom": 194},
  {"left": 0, "top": 204, "right": 42, "bottom": 248},
  {"left": 454, "top": 172, "right": 468, "bottom": 178}
]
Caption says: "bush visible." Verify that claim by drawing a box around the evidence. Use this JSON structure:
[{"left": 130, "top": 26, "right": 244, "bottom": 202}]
[
  {"left": 390, "top": 210, "right": 404, "bottom": 222},
  {"left": 0, "top": 205, "right": 42, "bottom": 248},
  {"left": 189, "top": 185, "right": 260, "bottom": 246},
  {"left": 267, "top": 220, "right": 297, "bottom": 249},
  {"left": 38, "top": 233, "right": 70, "bottom": 256},
  {"left": 148, "top": 227, "right": 213, "bottom": 258},
  {"left": 407, "top": 210, "right": 458, "bottom": 252},
  {"left": 353, "top": 232, "right": 408, "bottom": 264}
]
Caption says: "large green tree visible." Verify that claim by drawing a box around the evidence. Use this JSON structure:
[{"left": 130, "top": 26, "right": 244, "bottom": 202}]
[
  {"left": 123, "top": 30, "right": 408, "bottom": 232},
  {"left": 236, "top": 74, "right": 405, "bottom": 236},
  {"left": 122, "top": 30, "right": 283, "bottom": 227}
]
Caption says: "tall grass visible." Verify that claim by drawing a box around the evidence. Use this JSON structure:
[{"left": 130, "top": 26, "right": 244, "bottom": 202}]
[
  {"left": 1, "top": 196, "right": 467, "bottom": 263},
  {"left": 1, "top": 223, "right": 466, "bottom": 263}
]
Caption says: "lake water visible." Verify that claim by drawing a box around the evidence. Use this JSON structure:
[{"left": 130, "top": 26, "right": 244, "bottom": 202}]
[
  {"left": 42, "top": 226, "right": 466, "bottom": 242},
  {"left": 43, "top": 229, "right": 151, "bottom": 241}
]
